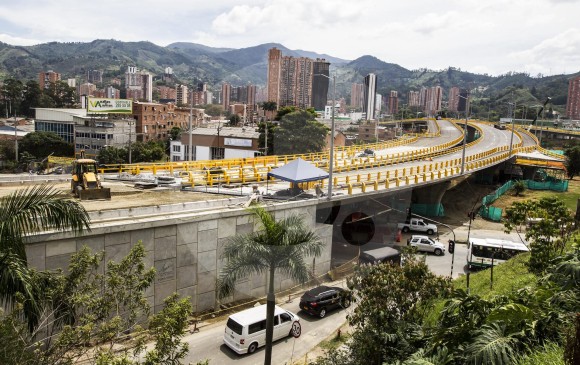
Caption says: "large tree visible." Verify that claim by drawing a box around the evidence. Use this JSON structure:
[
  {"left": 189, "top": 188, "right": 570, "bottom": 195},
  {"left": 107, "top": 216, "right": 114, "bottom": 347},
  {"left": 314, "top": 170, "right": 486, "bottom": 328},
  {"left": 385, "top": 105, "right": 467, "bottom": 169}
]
[
  {"left": 19, "top": 131, "right": 74, "bottom": 160},
  {"left": 0, "top": 184, "right": 91, "bottom": 329},
  {"left": 346, "top": 254, "right": 452, "bottom": 364},
  {"left": 503, "top": 196, "right": 575, "bottom": 274},
  {"left": 0, "top": 242, "right": 198, "bottom": 365},
  {"left": 217, "top": 206, "right": 324, "bottom": 365},
  {"left": 1, "top": 78, "right": 24, "bottom": 116},
  {"left": 272, "top": 110, "right": 328, "bottom": 155},
  {"left": 564, "top": 145, "right": 580, "bottom": 179}
]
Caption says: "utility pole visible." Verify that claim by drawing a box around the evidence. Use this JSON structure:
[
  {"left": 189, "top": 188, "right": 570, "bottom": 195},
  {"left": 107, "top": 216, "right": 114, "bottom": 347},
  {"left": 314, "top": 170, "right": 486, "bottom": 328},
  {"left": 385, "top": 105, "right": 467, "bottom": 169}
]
[{"left": 189, "top": 87, "right": 194, "bottom": 161}]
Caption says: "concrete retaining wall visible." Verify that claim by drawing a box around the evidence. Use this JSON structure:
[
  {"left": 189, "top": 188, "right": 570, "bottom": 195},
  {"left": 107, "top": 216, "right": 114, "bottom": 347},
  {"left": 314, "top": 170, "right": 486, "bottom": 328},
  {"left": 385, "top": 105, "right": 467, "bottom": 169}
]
[{"left": 25, "top": 199, "right": 332, "bottom": 313}]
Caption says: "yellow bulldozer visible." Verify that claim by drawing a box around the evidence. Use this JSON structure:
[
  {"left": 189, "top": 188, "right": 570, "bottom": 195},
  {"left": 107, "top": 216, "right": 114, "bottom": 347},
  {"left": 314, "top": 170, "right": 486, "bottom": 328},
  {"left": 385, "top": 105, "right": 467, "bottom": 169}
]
[{"left": 71, "top": 154, "right": 111, "bottom": 200}]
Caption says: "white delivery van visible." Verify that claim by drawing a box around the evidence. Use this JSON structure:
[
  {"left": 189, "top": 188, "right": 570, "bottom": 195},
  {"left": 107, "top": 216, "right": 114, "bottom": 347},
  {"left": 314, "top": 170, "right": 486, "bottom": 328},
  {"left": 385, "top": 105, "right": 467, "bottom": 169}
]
[{"left": 223, "top": 304, "right": 301, "bottom": 355}]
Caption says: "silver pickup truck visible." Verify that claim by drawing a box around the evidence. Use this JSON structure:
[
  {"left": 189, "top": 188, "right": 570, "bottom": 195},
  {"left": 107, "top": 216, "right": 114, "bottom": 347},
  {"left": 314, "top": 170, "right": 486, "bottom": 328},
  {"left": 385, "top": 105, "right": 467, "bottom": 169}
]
[{"left": 397, "top": 218, "right": 438, "bottom": 235}]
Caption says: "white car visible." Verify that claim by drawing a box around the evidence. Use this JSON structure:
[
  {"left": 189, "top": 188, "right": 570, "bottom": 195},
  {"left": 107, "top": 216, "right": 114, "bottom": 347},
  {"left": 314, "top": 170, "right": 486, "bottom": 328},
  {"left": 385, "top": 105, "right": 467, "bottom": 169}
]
[
  {"left": 223, "top": 304, "right": 301, "bottom": 355},
  {"left": 407, "top": 235, "right": 446, "bottom": 256}
]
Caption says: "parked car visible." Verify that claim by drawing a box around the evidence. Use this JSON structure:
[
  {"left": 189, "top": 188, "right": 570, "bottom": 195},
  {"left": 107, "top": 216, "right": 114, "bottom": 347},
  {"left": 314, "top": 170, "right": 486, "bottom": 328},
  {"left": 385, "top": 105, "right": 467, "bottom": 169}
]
[
  {"left": 407, "top": 235, "right": 446, "bottom": 256},
  {"left": 359, "top": 246, "right": 401, "bottom": 266},
  {"left": 299, "top": 286, "right": 352, "bottom": 318},
  {"left": 358, "top": 148, "right": 375, "bottom": 158},
  {"left": 397, "top": 218, "right": 438, "bottom": 235},
  {"left": 223, "top": 304, "right": 301, "bottom": 355}
]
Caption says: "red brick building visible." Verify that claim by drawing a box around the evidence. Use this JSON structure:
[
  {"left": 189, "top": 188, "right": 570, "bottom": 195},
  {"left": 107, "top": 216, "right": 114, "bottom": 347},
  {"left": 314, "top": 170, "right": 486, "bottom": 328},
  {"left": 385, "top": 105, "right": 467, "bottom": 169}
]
[{"left": 132, "top": 102, "right": 206, "bottom": 141}]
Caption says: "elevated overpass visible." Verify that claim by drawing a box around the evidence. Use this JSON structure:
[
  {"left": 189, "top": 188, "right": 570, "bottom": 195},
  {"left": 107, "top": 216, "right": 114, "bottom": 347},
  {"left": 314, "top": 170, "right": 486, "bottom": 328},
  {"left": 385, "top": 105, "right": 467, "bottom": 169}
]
[{"left": 18, "top": 119, "right": 566, "bottom": 314}]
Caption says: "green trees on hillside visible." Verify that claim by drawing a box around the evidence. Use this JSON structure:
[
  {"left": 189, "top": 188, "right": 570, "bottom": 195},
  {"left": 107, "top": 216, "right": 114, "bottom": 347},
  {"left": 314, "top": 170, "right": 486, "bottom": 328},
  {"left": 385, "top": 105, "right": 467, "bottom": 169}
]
[{"left": 312, "top": 197, "right": 578, "bottom": 365}]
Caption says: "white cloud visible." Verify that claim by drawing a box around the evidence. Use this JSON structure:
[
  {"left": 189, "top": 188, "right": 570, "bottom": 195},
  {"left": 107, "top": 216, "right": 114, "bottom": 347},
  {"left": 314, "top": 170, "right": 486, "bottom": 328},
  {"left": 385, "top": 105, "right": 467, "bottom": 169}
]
[
  {"left": 0, "top": 33, "right": 40, "bottom": 46},
  {"left": 509, "top": 28, "right": 580, "bottom": 75},
  {"left": 0, "top": 0, "right": 579, "bottom": 75}
]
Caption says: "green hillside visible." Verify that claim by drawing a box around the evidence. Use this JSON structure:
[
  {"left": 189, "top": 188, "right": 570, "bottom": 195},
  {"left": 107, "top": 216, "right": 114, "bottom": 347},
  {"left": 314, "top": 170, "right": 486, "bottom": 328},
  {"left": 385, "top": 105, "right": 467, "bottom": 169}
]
[{"left": 0, "top": 39, "right": 577, "bottom": 116}]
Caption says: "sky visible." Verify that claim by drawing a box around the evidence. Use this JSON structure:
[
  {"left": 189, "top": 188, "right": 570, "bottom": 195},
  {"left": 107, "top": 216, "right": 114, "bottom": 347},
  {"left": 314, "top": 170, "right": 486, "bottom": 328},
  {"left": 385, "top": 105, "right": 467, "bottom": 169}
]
[{"left": 0, "top": 0, "right": 579, "bottom": 77}]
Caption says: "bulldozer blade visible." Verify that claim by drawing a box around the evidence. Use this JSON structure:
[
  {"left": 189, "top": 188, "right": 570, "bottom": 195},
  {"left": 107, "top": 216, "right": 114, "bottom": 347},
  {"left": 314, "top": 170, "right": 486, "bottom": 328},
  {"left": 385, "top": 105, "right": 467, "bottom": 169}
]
[{"left": 78, "top": 188, "right": 112, "bottom": 200}]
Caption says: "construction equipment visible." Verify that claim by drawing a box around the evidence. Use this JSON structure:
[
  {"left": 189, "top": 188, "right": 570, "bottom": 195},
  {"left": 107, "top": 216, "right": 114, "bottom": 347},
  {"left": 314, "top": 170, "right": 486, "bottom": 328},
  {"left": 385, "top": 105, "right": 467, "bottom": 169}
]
[{"left": 71, "top": 152, "right": 111, "bottom": 200}]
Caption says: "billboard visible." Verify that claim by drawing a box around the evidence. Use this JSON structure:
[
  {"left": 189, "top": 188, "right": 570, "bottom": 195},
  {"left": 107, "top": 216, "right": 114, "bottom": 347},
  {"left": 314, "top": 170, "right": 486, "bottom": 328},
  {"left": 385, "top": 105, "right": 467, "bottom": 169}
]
[{"left": 87, "top": 98, "right": 133, "bottom": 114}]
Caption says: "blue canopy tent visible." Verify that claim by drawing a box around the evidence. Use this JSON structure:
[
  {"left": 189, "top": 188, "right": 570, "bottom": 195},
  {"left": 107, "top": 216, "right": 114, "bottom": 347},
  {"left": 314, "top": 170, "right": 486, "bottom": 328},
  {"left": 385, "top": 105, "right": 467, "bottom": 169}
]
[{"left": 266, "top": 158, "right": 329, "bottom": 196}]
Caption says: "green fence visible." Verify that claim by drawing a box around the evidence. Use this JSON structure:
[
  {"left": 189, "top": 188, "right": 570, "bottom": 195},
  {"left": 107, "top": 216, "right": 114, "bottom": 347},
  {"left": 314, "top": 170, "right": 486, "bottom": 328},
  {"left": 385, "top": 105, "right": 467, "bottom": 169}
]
[
  {"left": 527, "top": 178, "right": 568, "bottom": 192},
  {"left": 479, "top": 205, "right": 503, "bottom": 221},
  {"left": 411, "top": 203, "right": 445, "bottom": 217},
  {"left": 479, "top": 178, "right": 569, "bottom": 222}
]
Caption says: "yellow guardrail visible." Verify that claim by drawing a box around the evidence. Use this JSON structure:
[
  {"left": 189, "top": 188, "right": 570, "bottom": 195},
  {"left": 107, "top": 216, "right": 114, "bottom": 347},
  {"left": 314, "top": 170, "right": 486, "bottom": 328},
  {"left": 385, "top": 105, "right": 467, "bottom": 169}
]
[{"left": 182, "top": 121, "right": 467, "bottom": 187}]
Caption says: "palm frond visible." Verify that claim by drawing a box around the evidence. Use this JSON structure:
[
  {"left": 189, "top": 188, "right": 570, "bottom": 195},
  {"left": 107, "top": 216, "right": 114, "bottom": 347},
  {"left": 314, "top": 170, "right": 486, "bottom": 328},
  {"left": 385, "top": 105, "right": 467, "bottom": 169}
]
[
  {"left": 465, "top": 322, "right": 519, "bottom": 365},
  {"left": 0, "top": 184, "right": 91, "bottom": 261},
  {"left": 402, "top": 347, "right": 451, "bottom": 365}
]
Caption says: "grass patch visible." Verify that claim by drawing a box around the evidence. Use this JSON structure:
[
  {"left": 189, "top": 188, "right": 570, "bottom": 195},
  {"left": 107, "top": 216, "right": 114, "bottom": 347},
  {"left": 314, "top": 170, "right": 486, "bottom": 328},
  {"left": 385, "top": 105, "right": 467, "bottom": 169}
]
[
  {"left": 494, "top": 177, "right": 580, "bottom": 212},
  {"left": 453, "top": 252, "right": 536, "bottom": 299},
  {"left": 317, "top": 325, "right": 351, "bottom": 351},
  {"left": 423, "top": 251, "right": 537, "bottom": 327},
  {"left": 513, "top": 342, "right": 565, "bottom": 365}
]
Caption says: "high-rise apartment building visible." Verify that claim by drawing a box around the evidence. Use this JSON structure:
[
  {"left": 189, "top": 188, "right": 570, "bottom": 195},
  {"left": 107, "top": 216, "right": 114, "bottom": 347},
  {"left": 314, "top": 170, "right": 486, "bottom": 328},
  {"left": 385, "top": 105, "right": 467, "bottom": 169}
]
[
  {"left": 158, "top": 86, "right": 176, "bottom": 101},
  {"left": 125, "top": 66, "right": 152, "bottom": 102},
  {"left": 105, "top": 86, "right": 120, "bottom": 99},
  {"left": 458, "top": 90, "right": 470, "bottom": 113},
  {"left": 407, "top": 91, "right": 420, "bottom": 107},
  {"left": 163, "top": 67, "right": 173, "bottom": 82},
  {"left": 421, "top": 86, "right": 443, "bottom": 115},
  {"left": 363, "top": 73, "right": 377, "bottom": 120},
  {"left": 87, "top": 70, "right": 103, "bottom": 84},
  {"left": 266, "top": 47, "right": 329, "bottom": 109},
  {"left": 351, "top": 83, "right": 364, "bottom": 108},
  {"left": 267, "top": 48, "right": 282, "bottom": 106},
  {"left": 246, "top": 84, "right": 257, "bottom": 122},
  {"left": 176, "top": 85, "right": 189, "bottom": 105},
  {"left": 39, "top": 70, "right": 61, "bottom": 89},
  {"left": 79, "top": 83, "right": 96, "bottom": 98},
  {"left": 448, "top": 87, "right": 460, "bottom": 112},
  {"left": 312, "top": 59, "right": 330, "bottom": 111},
  {"left": 222, "top": 83, "right": 231, "bottom": 110},
  {"left": 388, "top": 91, "right": 398, "bottom": 115},
  {"left": 566, "top": 76, "right": 580, "bottom": 120}
]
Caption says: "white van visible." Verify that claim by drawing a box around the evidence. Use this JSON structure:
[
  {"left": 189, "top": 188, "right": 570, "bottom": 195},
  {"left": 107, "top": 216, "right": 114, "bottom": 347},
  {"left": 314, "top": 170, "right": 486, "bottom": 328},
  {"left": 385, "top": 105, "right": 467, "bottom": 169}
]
[{"left": 223, "top": 304, "right": 301, "bottom": 355}]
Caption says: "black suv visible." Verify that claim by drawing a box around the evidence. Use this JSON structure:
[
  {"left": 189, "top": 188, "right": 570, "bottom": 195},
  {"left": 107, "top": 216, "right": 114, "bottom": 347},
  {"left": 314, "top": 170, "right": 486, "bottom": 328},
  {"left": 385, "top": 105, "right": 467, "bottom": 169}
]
[{"left": 299, "top": 286, "right": 351, "bottom": 318}]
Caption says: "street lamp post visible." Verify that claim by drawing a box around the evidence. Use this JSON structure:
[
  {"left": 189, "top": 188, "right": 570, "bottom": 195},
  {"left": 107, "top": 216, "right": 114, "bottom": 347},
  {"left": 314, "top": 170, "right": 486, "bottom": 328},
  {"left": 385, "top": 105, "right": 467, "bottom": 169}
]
[
  {"left": 315, "top": 73, "right": 336, "bottom": 200},
  {"left": 507, "top": 101, "right": 517, "bottom": 159},
  {"left": 14, "top": 111, "right": 18, "bottom": 163},
  {"left": 128, "top": 121, "right": 134, "bottom": 164},
  {"left": 458, "top": 94, "right": 469, "bottom": 175},
  {"left": 188, "top": 87, "right": 194, "bottom": 161}
]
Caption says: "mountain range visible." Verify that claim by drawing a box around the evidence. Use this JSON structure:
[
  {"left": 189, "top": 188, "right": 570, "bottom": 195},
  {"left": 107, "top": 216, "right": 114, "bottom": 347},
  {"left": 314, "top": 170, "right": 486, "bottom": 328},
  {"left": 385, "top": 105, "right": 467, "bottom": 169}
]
[{"left": 0, "top": 39, "right": 577, "bottom": 111}]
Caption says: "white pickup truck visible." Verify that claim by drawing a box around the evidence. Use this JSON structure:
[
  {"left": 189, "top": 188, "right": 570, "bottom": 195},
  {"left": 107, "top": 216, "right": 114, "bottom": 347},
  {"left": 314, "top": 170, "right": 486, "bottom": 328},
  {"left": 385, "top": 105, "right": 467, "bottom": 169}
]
[
  {"left": 407, "top": 235, "right": 446, "bottom": 256},
  {"left": 397, "top": 218, "right": 438, "bottom": 235}
]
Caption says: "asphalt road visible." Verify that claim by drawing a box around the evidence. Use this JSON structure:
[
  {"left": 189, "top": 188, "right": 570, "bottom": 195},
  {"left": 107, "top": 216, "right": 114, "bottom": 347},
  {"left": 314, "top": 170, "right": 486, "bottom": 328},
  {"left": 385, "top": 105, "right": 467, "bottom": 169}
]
[
  {"left": 180, "top": 237, "right": 473, "bottom": 365},
  {"left": 182, "top": 283, "right": 351, "bottom": 365}
]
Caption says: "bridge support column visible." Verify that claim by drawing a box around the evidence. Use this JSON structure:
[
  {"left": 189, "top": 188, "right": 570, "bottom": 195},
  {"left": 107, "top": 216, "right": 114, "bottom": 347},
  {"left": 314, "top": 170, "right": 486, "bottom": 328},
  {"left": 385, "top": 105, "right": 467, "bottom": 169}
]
[{"left": 410, "top": 180, "right": 451, "bottom": 217}]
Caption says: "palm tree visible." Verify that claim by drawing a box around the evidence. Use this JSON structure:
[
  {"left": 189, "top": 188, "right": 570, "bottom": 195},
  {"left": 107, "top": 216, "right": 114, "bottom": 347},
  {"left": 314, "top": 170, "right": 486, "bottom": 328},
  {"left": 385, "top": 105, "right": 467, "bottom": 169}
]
[
  {"left": 0, "top": 184, "right": 91, "bottom": 329},
  {"left": 261, "top": 101, "right": 277, "bottom": 155},
  {"left": 218, "top": 206, "right": 323, "bottom": 365}
]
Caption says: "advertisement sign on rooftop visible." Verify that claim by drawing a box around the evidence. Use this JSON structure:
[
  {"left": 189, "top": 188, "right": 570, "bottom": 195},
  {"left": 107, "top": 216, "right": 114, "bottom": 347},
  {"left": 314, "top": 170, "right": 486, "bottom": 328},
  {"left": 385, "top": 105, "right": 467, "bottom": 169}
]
[{"left": 87, "top": 98, "right": 133, "bottom": 114}]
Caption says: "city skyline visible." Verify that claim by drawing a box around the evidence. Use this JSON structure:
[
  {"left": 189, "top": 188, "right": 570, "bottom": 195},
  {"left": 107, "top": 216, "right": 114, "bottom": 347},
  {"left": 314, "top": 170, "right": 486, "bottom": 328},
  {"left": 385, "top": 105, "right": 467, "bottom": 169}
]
[{"left": 0, "top": 0, "right": 579, "bottom": 77}]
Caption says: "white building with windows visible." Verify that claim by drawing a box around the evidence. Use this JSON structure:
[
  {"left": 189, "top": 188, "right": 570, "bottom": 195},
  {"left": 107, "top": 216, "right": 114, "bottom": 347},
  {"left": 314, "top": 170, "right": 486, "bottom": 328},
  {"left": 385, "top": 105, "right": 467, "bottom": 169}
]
[{"left": 170, "top": 126, "right": 260, "bottom": 162}]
